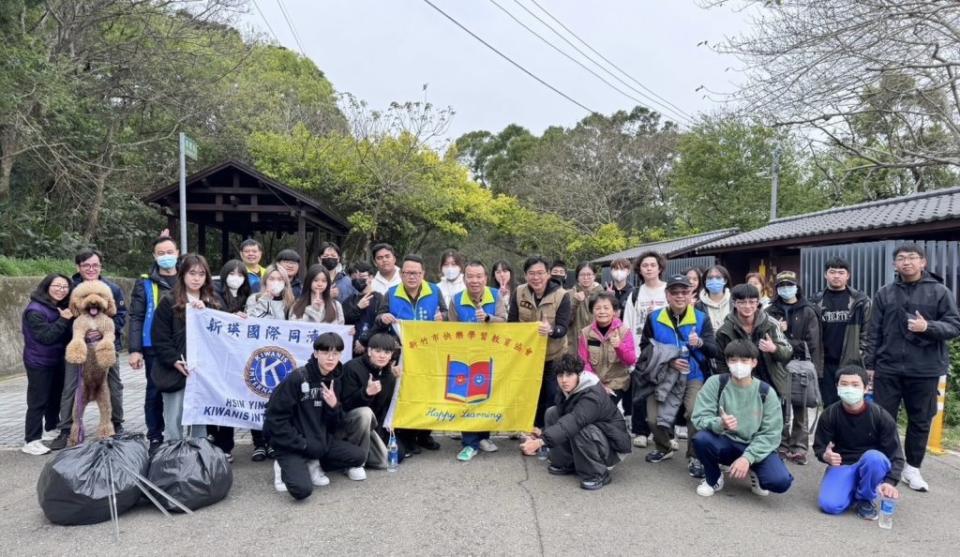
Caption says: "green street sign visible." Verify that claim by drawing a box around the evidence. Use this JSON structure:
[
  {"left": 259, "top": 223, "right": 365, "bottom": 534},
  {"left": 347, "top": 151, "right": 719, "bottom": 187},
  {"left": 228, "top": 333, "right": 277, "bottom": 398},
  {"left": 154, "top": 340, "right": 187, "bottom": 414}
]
[{"left": 184, "top": 135, "right": 198, "bottom": 161}]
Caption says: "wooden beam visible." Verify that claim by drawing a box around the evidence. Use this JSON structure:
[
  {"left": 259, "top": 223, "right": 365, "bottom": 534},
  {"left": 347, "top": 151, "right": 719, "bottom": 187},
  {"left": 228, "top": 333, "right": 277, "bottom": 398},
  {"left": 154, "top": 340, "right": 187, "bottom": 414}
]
[
  {"left": 215, "top": 194, "right": 223, "bottom": 222},
  {"left": 168, "top": 203, "right": 293, "bottom": 213},
  {"left": 297, "top": 209, "right": 306, "bottom": 259}
]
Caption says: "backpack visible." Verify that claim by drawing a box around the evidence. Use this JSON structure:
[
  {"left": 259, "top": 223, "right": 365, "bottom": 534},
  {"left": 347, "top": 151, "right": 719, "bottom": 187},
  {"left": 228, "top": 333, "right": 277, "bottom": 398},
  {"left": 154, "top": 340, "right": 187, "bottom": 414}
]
[{"left": 716, "top": 373, "right": 771, "bottom": 409}]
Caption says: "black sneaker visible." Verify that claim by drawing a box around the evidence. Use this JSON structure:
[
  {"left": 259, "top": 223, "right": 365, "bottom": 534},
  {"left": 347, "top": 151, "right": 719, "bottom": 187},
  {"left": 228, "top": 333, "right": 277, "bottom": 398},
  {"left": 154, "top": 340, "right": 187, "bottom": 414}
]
[
  {"left": 266, "top": 446, "right": 278, "bottom": 459},
  {"left": 548, "top": 465, "right": 574, "bottom": 476},
  {"left": 46, "top": 432, "right": 69, "bottom": 451},
  {"left": 645, "top": 449, "right": 675, "bottom": 463},
  {"left": 112, "top": 423, "right": 124, "bottom": 436},
  {"left": 148, "top": 439, "right": 162, "bottom": 455},
  {"left": 580, "top": 473, "right": 612, "bottom": 491},
  {"left": 688, "top": 458, "right": 705, "bottom": 478},
  {"left": 251, "top": 446, "right": 267, "bottom": 462},
  {"left": 417, "top": 436, "right": 441, "bottom": 451}
]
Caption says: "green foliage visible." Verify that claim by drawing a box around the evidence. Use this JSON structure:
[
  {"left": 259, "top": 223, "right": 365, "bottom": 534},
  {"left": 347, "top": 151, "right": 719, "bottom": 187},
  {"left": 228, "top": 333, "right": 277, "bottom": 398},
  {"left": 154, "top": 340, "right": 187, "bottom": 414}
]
[
  {"left": 946, "top": 340, "right": 960, "bottom": 428},
  {"left": 0, "top": 256, "right": 74, "bottom": 277}
]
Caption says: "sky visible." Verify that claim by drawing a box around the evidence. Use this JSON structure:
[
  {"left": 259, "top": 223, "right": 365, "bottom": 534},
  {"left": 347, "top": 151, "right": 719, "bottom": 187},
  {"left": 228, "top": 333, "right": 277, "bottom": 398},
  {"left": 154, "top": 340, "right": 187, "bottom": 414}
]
[{"left": 241, "top": 0, "right": 751, "bottom": 143}]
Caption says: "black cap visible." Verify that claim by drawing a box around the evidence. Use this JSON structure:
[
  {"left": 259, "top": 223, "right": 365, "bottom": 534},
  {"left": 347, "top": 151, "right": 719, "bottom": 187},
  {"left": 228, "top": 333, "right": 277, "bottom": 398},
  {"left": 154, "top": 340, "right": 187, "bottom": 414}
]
[
  {"left": 666, "top": 274, "right": 692, "bottom": 289},
  {"left": 276, "top": 249, "right": 301, "bottom": 263}
]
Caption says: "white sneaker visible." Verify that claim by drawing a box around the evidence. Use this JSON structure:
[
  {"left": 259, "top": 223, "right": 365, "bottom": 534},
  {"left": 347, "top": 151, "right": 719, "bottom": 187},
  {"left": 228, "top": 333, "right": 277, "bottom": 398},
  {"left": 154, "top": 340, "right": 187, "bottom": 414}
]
[
  {"left": 478, "top": 439, "right": 499, "bottom": 453},
  {"left": 675, "top": 426, "right": 688, "bottom": 440},
  {"left": 307, "top": 460, "right": 330, "bottom": 486},
  {"left": 669, "top": 439, "right": 680, "bottom": 451},
  {"left": 697, "top": 476, "right": 724, "bottom": 497},
  {"left": 346, "top": 466, "right": 367, "bottom": 481},
  {"left": 902, "top": 464, "right": 929, "bottom": 492},
  {"left": 749, "top": 471, "right": 769, "bottom": 497},
  {"left": 21, "top": 440, "right": 51, "bottom": 456},
  {"left": 41, "top": 430, "right": 58, "bottom": 442},
  {"left": 632, "top": 435, "right": 647, "bottom": 448},
  {"left": 273, "top": 461, "right": 287, "bottom": 492}
]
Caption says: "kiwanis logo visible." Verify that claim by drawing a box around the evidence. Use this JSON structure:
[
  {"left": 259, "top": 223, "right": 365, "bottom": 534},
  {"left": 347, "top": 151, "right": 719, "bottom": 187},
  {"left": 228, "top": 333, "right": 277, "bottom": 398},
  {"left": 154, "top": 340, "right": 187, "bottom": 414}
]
[{"left": 244, "top": 346, "right": 297, "bottom": 398}]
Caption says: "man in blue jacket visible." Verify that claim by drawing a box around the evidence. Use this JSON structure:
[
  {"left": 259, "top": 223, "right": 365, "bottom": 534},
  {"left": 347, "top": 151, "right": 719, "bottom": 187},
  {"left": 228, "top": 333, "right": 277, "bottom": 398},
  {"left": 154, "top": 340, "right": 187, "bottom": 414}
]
[
  {"left": 865, "top": 243, "right": 960, "bottom": 492},
  {"left": 49, "top": 248, "right": 127, "bottom": 450},
  {"left": 377, "top": 254, "right": 447, "bottom": 453}
]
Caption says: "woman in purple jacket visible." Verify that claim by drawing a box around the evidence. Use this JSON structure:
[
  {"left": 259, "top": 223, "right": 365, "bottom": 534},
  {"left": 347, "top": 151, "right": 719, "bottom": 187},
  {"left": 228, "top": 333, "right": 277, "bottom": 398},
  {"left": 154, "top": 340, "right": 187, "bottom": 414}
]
[{"left": 21, "top": 274, "right": 73, "bottom": 455}]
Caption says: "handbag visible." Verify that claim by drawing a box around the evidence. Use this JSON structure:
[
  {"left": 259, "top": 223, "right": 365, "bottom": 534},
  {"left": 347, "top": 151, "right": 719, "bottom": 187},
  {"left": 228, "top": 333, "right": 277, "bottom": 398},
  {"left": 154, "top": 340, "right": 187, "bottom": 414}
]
[{"left": 788, "top": 341, "right": 820, "bottom": 408}]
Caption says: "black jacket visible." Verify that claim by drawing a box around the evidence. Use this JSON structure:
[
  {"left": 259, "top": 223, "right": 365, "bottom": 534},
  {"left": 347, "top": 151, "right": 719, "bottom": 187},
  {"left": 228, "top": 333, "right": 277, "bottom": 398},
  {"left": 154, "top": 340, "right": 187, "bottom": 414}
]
[
  {"left": 340, "top": 355, "right": 396, "bottom": 424},
  {"left": 810, "top": 287, "right": 871, "bottom": 368},
  {"left": 264, "top": 358, "right": 345, "bottom": 458},
  {"left": 343, "top": 291, "right": 385, "bottom": 347},
  {"left": 542, "top": 373, "right": 632, "bottom": 455},
  {"left": 864, "top": 272, "right": 960, "bottom": 376},
  {"left": 150, "top": 294, "right": 187, "bottom": 393},
  {"left": 127, "top": 265, "right": 176, "bottom": 353},
  {"left": 813, "top": 401, "right": 904, "bottom": 485},
  {"left": 768, "top": 293, "right": 824, "bottom": 376}
]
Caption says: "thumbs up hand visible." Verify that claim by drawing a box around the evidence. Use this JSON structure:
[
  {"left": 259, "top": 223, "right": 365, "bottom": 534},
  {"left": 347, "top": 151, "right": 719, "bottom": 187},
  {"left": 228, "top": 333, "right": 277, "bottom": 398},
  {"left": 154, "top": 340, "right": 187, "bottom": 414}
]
[
  {"left": 758, "top": 333, "right": 777, "bottom": 353},
  {"left": 823, "top": 441, "right": 842, "bottom": 466},
  {"left": 907, "top": 310, "right": 928, "bottom": 333},
  {"left": 366, "top": 374, "right": 382, "bottom": 396}
]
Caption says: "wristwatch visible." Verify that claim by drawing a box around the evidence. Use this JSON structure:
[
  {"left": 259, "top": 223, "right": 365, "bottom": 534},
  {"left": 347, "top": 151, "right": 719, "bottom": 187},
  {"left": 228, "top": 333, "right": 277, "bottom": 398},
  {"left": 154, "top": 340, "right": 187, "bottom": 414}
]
[{"left": 484, "top": 314, "right": 491, "bottom": 323}]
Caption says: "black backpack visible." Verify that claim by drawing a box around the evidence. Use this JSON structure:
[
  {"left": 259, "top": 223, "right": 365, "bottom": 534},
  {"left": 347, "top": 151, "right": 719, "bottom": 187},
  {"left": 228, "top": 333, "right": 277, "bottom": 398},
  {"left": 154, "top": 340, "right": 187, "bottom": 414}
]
[{"left": 716, "top": 373, "right": 771, "bottom": 409}]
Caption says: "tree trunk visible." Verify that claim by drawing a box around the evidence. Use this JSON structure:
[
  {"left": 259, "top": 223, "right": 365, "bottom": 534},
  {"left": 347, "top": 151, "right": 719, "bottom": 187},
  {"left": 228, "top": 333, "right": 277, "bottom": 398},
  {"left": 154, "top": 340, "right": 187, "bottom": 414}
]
[
  {"left": 83, "top": 167, "right": 113, "bottom": 241},
  {"left": 0, "top": 126, "right": 18, "bottom": 202}
]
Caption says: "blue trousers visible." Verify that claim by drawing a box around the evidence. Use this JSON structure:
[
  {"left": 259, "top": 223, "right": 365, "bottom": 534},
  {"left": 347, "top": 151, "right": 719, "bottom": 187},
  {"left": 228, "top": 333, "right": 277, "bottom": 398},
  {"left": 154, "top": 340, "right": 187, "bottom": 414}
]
[
  {"left": 462, "top": 431, "right": 490, "bottom": 449},
  {"left": 143, "top": 352, "right": 165, "bottom": 442},
  {"left": 818, "top": 450, "right": 891, "bottom": 514},
  {"left": 693, "top": 430, "right": 793, "bottom": 493}
]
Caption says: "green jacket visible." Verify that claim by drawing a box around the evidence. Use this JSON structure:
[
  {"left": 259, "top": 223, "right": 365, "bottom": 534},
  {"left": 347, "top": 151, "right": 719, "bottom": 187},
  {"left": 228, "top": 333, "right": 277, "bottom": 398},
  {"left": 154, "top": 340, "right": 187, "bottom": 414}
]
[{"left": 715, "top": 312, "right": 793, "bottom": 403}]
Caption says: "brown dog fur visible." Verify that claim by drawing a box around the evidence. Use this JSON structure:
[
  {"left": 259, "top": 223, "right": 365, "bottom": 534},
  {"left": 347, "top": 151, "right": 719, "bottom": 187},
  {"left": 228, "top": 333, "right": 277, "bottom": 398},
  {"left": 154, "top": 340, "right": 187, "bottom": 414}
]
[{"left": 64, "top": 280, "right": 118, "bottom": 446}]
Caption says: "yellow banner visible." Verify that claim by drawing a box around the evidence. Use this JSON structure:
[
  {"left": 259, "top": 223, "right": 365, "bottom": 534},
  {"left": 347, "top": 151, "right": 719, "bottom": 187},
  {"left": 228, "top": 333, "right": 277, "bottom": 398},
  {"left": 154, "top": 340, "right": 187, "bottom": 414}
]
[{"left": 393, "top": 321, "right": 547, "bottom": 432}]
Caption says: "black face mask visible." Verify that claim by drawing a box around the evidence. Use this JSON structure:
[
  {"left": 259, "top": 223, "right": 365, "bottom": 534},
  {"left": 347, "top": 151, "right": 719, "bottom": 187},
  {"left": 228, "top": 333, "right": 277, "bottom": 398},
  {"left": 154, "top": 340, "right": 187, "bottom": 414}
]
[
  {"left": 352, "top": 278, "right": 367, "bottom": 292},
  {"left": 320, "top": 258, "right": 338, "bottom": 271},
  {"left": 550, "top": 276, "right": 565, "bottom": 287}
]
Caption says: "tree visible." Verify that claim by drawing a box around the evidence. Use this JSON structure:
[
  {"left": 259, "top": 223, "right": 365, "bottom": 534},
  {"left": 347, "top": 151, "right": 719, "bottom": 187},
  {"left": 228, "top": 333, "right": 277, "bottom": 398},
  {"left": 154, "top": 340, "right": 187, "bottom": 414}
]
[
  {"left": 701, "top": 0, "right": 960, "bottom": 185},
  {"left": 670, "top": 117, "right": 823, "bottom": 231}
]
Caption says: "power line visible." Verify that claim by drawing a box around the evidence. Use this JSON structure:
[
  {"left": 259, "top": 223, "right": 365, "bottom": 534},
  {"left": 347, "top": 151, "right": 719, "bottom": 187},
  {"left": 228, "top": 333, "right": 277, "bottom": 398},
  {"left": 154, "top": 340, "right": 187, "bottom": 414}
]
[
  {"left": 276, "top": 0, "right": 307, "bottom": 57},
  {"left": 251, "top": 0, "right": 280, "bottom": 44},
  {"left": 518, "top": 0, "right": 695, "bottom": 124},
  {"left": 487, "top": 0, "right": 688, "bottom": 126},
  {"left": 420, "top": 0, "right": 597, "bottom": 115}
]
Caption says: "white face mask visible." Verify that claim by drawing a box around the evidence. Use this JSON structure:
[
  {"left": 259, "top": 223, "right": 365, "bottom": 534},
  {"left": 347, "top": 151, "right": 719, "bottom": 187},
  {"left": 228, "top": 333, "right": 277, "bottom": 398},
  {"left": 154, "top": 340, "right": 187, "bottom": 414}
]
[
  {"left": 729, "top": 362, "right": 752, "bottom": 380},
  {"left": 611, "top": 269, "right": 629, "bottom": 282},
  {"left": 267, "top": 282, "right": 285, "bottom": 296},
  {"left": 225, "top": 275, "right": 244, "bottom": 290},
  {"left": 442, "top": 266, "right": 461, "bottom": 281}
]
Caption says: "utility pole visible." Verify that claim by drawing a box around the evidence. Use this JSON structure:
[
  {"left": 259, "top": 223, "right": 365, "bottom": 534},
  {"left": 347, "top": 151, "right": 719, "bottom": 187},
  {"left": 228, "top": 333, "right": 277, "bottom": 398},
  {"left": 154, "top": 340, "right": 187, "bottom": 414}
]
[{"left": 770, "top": 142, "right": 782, "bottom": 221}]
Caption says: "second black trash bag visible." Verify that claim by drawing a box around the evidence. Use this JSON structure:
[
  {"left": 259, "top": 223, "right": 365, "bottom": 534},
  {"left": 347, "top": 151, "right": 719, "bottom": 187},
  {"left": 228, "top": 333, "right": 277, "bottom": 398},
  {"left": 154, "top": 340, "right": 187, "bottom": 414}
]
[
  {"left": 37, "top": 435, "right": 150, "bottom": 526},
  {"left": 147, "top": 438, "right": 232, "bottom": 512}
]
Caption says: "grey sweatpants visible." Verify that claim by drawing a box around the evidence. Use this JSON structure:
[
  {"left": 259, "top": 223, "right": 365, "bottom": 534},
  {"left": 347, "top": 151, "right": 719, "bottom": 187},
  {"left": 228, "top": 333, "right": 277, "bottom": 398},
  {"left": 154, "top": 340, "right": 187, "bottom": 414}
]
[
  {"left": 57, "top": 362, "right": 124, "bottom": 432},
  {"left": 337, "top": 407, "right": 388, "bottom": 469}
]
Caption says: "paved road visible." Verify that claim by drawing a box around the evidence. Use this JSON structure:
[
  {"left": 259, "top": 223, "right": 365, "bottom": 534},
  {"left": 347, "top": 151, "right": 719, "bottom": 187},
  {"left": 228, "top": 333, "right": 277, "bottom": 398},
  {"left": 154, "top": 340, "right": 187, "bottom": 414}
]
[{"left": 2, "top": 365, "right": 960, "bottom": 555}]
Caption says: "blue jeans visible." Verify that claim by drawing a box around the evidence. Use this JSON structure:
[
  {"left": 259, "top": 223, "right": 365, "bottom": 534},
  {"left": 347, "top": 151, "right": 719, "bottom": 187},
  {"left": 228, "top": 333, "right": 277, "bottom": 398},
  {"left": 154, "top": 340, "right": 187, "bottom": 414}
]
[
  {"left": 161, "top": 389, "right": 206, "bottom": 441},
  {"left": 143, "top": 352, "right": 165, "bottom": 442},
  {"left": 693, "top": 430, "right": 793, "bottom": 493},
  {"left": 819, "top": 450, "right": 891, "bottom": 514},
  {"left": 462, "top": 431, "right": 490, "bottom": 449}
]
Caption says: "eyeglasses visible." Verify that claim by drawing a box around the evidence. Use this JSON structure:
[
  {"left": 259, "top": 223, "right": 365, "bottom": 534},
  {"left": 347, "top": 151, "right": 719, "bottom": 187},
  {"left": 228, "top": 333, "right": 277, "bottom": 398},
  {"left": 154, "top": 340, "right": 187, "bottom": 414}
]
[
  {"left": 50, "top": 284, "right": 70, "bottom": 290},
  {"left": 318, "top": 350, "right": 342, "bottom": 359},
  {"left": 895, "top": 255, "right": 922, "bottom": 262},
  {"left": 526, "top": 271, "right": 547, "bottom": 277},
  {"left": 401, "top": 271, "right": 422, "bottom": 276},
  {"left": 79, "top": 263, "right": 101, "bottom": 270},
  {"left": 734, "top": 300, "right": 759, "bottom": 306}
]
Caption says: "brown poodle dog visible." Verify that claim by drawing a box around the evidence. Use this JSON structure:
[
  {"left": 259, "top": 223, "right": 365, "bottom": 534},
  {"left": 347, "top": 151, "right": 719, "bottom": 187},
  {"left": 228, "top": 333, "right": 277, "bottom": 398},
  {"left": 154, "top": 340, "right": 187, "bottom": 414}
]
[{"left": 65, "top": 280, "right": 118, "bottom": 445}]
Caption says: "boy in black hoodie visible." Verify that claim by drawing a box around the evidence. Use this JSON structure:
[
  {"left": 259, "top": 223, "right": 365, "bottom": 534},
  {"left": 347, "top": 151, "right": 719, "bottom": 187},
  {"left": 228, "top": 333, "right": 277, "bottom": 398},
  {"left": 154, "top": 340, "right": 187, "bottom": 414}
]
[
  {"left": 339, "top": 333, "right": 398, "bottom": 468},
  {"left": 264, "top": 333, "right": 366, "bottom": 500}
]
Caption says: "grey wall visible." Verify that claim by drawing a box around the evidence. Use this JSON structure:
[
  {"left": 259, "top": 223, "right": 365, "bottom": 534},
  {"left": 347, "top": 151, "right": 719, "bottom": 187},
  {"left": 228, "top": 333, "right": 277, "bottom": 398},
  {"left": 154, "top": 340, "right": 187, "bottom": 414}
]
[{"left": 0, "top": 276, "right": 135, "bottom": 377}]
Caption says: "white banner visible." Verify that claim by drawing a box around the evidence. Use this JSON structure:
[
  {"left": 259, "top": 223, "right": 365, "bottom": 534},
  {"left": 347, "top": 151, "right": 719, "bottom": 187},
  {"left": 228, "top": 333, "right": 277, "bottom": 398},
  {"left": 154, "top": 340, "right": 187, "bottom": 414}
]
[{"left": 182, "top": 307, "right": 353, "bottom": 428}]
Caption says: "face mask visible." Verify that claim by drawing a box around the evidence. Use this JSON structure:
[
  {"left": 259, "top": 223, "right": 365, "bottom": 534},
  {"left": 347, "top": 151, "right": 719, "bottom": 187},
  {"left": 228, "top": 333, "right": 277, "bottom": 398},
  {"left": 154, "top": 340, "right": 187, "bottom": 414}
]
[
  {"left": 156, "top": 254, "right": 178, "bottom": 270},
  {"left": 320, "top": 257, "right": 338, "bottom": 271},
  {"left": 442, "top": 266, "right": 461, "bottom": 281},
  {"left": 611, "top": 269, "right": 628, "bottom": 282},
  {"left": 777, "top": 285, "right": 798, "bottom": 300},
  {"left": 550, "top": 276, "right": 564, "bottom": 287},
  {"left": 705, "top": 277, "right": 726, "bottom": 294},
  {"left": 837, "top": 386, "right": 864, "bottom": 405},
  {"left": 729, "top": 362, "right": 752, "bottom": 379},
  {"left": 225, "top": 275, "right": 245, "bottom": 290},
  {"left": 352, "top": 278, "right": 367, "bottom": 292},
  {"left": 268, "top": 282, "right": 284, "bottom": 296}
]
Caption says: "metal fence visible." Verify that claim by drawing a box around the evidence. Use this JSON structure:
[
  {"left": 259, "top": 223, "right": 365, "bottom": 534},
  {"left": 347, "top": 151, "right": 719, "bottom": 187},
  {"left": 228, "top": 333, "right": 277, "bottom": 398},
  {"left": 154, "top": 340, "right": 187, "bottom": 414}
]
[
  {"left": 800, "top": 240, "right": 960, "bottom": 298},
  {"left": 666, "top": 256, "right": 717, "bottom": 277}
]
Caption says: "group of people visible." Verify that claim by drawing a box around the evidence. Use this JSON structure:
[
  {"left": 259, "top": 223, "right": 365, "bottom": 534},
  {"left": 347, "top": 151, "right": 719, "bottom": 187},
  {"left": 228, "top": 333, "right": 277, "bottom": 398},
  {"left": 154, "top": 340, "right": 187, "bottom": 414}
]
[{"left": 20, "top": 239, "right": 959, "bottom": 516}]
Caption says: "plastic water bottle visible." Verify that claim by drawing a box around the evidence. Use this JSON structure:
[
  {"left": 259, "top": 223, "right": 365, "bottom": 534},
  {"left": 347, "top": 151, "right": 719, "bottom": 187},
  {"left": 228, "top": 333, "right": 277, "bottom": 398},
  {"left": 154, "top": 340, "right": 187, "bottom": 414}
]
[
  {"left": 537, "top": 445, "right": 549, "bottom": 460},
  {"left": 387, "top": 432, "right": 399, "bottom": 472},
  {"left": 679, "top": 345, "right": 690, "bottom": 360},
  {"left": 878, "top": 497, "right": 895, "bottom": 529}
]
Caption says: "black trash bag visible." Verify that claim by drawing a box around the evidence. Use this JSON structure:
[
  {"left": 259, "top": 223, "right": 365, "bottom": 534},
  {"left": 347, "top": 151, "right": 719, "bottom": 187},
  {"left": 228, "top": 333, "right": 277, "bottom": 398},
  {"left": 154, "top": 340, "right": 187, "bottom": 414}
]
[
  {"left": 37, "top": 434, "right": 149, "bottom": 526},
  {"left": 147, "top": 438, "right": 232, "bottom": 512}
]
